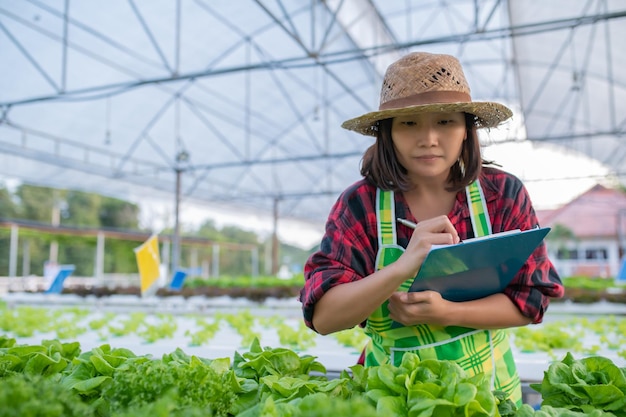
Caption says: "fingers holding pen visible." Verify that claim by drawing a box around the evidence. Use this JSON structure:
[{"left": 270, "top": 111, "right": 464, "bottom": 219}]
[
  {"left": 402, "top": 215, "right": 460, "bottom": 254},
  {"left": 391, "top": 215, "right": 459, "bottom": 279}
]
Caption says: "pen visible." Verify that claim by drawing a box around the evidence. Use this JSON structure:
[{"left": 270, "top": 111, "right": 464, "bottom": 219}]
[
  {"left": 397, "top": 218, "right": 417, "bottom": 229},
  {"left": 398, "top": 217, "right": 464, "bottom": 244}
]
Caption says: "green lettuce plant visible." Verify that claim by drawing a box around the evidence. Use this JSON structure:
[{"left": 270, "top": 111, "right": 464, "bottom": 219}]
[{"left": 530, "top": 352, "right": 626, "bottom": 416}]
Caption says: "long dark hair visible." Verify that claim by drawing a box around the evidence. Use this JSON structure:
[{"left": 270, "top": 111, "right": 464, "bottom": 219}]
[{"left": 360, "top": 113, "right": 484, "bottom": 192}]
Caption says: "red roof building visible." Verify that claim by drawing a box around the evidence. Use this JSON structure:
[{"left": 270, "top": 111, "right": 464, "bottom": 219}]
[{"left": 536, "top": 184, "right": 626, "bottom": 278}]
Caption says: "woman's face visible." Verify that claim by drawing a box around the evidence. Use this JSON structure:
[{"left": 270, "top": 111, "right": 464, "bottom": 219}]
[{"left": 391, "top": 111, "right": 466, "bottom": 183}]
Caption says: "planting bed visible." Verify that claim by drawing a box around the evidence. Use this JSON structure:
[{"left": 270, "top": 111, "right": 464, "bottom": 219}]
[
  {"left": 2, "top": 292, "right": 626, "bottom": 413},
  {"left": 3, "top": 292, "right": 625, "bottom": 382}
]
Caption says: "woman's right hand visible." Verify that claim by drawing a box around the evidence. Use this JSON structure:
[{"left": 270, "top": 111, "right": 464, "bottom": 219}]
[
  {"left": 312, "top": 215, "right": 459, "bottom": 335},
  {"left": 392, "top": 215, "right": 460, "bottom": 280}
]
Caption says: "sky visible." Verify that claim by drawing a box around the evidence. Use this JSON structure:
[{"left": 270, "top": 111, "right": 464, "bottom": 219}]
[
  {"left": 483, "top": 141, "right": 610, "bottom": 208},
  {"left": 138, "top": 139, "right": 611, "bottom": 250}
]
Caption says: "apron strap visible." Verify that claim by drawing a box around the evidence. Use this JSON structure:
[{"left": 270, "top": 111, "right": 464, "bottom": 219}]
[
  {"left": 466, "top": 179, "right": 492, "bottom": 238},
  {"left": 376, "top": 188, "right": 397, "bottom": 246}
]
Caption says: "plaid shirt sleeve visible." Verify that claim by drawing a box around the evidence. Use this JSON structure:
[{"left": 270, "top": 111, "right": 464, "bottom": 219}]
[
  {"left": 300, "top": 180, "right": 379, "bottom": 332},
  {"left": 481, "top": 168, "right": 564, "bottom": 324}
]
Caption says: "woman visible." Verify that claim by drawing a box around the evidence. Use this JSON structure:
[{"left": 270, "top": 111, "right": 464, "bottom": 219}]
[{"left": 299, "top": 52, "right": 564, "bottom": 405}]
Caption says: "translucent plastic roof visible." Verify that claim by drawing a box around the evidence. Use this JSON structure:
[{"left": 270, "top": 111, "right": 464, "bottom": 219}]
[{"left": 1, "top": 0, "right": 624, "bottom": 226}]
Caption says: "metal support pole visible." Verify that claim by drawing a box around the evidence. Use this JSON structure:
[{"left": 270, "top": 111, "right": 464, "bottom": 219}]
[
  {"left": 22, "top": 240, "right": 30, "bottom": 278},
  {"left": 9, "top": 224, "right": 18, "bottom": 278},
  {"left": 95, "top": 231, "right": 105, "bottom": 285},
  {"left": 618, "top": 209, "right": 626, "bottom": 259},
  {"left": 251, "top": 247, "right": 258, "bottom": 278},
  {"left": 617, "top": 209, "right": 626, "bottom": 282},
  {"left": 212, "top": 243, "right": 220, "bottom": 277},
  {"left": 172, "top": 168, "right": 182, "bottom": 275},
  {"left": 50, "top": 195, "right": 60, "bottom": 264},
  {"left": 190, "top": 247, "right": 198, "bottom": 272},
  {"left": 264, "top": 240, "right": 271, "bottom": 275},
  {"left": 201, "top": 259, "right": 209, "bottom": 279},
  {"left": 272, "top": 198, "right": 279, "bottom": 275},
  {"left": 161, "top": 240, "right": 170, "bottom": 280}
]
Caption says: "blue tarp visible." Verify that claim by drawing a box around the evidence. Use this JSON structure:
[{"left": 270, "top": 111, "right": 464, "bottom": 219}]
[
  {"left": 169, "top": 270, "right": 188, "bottom": 291},
  {"left": 45, "top": 265, "right": 75, "bottom": 294}
]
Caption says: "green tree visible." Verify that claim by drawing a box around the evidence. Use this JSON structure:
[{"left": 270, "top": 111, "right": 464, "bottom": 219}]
[
  {"left": 547, "top": 223, "right": 577, "bottom": 261},
  {"left": 3, "top": 185, "right": 142, "bottom": 276},
  {"left": 64, "top": 191, "right": 100, "bottom": 226},
  {"left": 104, "top": 238, "right": 141, "bottom": 274},
  {"left": 547, "top": 223, "right": 576, "bottom": 241},
  {"left": 188, "top": 221, "right": 260, "bottom": 276},
  {"left": 1, "top": 185, "right": 56, "bottom": 276},
  {"left": 14, "top": 184, "right": 58, "bottom": 222},
  {"left": 215, "top": 225, "right": 258, "bottom": 276},
  {"left": 0, "top": 183, "right": 17, "bottom": 218},
  {"left": 2, "top": 183, "right": 307, "bottom": 278},
  {"left": 0, "top": 183, "right": 19, "bottom": 274},
  {"left": 99, "top": 197, "right": 140, "bottom": 229},
  {"left": 196, "top": 219, "right": 221, "bottom": 240}
]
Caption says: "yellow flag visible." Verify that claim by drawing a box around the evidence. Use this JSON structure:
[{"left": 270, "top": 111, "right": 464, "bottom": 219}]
[{"left": 134, "top": 234, "right": 161, "bottom": 294}]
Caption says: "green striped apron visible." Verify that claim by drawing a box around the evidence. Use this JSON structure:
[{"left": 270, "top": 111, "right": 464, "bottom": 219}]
[{"left": 364, "top": 180, "right": 522, "bottom": 406}]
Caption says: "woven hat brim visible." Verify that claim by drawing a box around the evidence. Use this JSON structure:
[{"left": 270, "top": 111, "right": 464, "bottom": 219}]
[{"left": 341, "top": 101, "right": 512, "bottom": 136}]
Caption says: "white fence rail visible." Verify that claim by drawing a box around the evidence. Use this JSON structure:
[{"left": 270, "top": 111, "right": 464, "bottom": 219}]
[{"left": 0, "top": 274, "right": 140, "bottom": 295}]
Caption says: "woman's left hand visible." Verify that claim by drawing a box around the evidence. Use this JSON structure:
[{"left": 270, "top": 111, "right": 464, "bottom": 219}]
[{"left": 387, "top": 290, "right": 452, "bottom": 327}]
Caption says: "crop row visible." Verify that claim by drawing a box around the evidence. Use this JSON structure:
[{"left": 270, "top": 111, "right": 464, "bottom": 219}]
[
  {"left": 1, "top": 301, "right": 625, "bottom": 360},
  {"left": 1, "top": 335, "right": 625, "bottom": 416}
]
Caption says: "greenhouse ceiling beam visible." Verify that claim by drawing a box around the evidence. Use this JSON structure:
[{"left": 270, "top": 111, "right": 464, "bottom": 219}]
[
  {"left": 0, "top": 123, "right": 363, "bottom": 176},
  {"left": 394, "top": 10, "right": 626, "bottom": 51},
  {"left": 490, "top": 129, "right": 625, "bottom": 145},
  {"left": 0, "top": 121, "right": 162, "bottom": 172},
  {"left": 521, "top": 22, "right": 589, "bottom": 115},
  {"left": 127, "top": 0, "right": 176, "bottom": 74},
  {"left": 474, "top": 0, "right": 503, "bottom": 32},
  {"left": 248, "top": 0, "right": 377, "bottom": 111},
  {"left": 602, "top": 8, "right": 617, "bottom": 133},
  {"left": 188, "top": 150, "right": 362, "bottom": 171},
  {"left": 0, "top": 141, "right": 361, "bottom": 184},
  {"left": 252, "top": 0, "right": 311, "bottom": 57},
  {"left": 2, "top": 119, "right": 620, "bottom": 180},
  {"left": 206, "top": 188, "right": 348, "bottom": 202},
  {"left": 237, "top": 0, "right": 396, "bottom": 192},
  {"left": 0, "top": 3, "right": 159, "bottom": 87},
  {"left": 2, "top": 118, "right": 620, "bottom": 178},
  {"left": 227, "top": 17, "right": 327, "bottom": 156},
  {"left": 0, "top": 140, "right": 174, "bottom": 191},
  {"left": 15, "top": 0, "right": 163, "bottom": 68},
  {"left": 228, "top": 0, "right": 395, "bottom": 195},
  {"left": 0, "top": 134, "right": 361, "bottom": 206},
  {"left": 0, "top": 140, "right": 264, "bottom": 205},
  {"left": 6, "top": 9, "right": 624, "bottom": 108},
  {"left": 323, "top": 0, "right": 402, "bottom": 74},
  {"left": 0, "top": 20, "right": 59, "bottom": 92}
]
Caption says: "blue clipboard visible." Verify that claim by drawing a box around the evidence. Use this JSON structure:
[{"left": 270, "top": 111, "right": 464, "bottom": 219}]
[{"left": 407, "top": 227, "right": 551, "bottom": 301}]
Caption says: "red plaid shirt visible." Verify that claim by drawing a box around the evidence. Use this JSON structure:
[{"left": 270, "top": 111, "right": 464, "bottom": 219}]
[{"left": 300, "top": 166, "right": 564, "bottom": 332}]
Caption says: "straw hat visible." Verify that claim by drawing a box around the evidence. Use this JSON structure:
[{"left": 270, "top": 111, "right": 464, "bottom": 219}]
[{"left": 341, "top": 52, "right": 513, "bottom": 136}]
